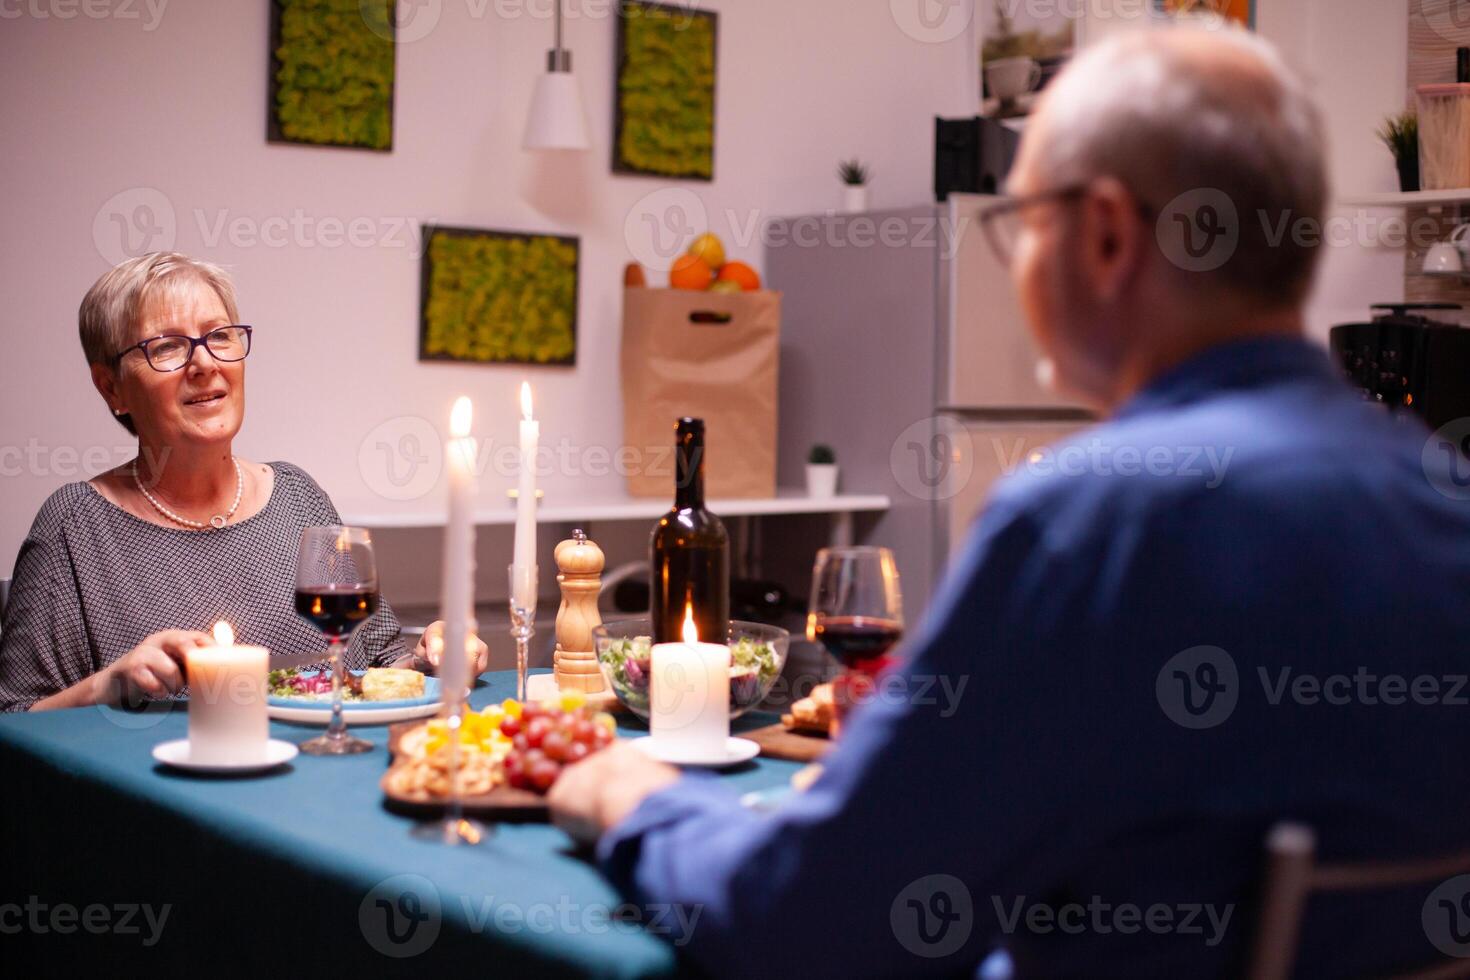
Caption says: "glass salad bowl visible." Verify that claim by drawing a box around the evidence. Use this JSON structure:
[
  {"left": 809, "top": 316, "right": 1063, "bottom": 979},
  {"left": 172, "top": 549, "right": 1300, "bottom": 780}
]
[{"left": 593, "top": 618, "right": 790, "bottom": 721}]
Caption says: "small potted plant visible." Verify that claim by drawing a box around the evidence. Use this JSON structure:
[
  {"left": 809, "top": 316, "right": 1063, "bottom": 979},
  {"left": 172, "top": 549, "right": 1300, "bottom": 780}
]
[
  {"left": 838, "top": 159, "right": 870, "bottom": 213},
  {"left": 1378, "top": 110, "right": 1420, "bottom": 193},
  {"left": 806, "top": 444, "right": 838, "bottom": 498}
]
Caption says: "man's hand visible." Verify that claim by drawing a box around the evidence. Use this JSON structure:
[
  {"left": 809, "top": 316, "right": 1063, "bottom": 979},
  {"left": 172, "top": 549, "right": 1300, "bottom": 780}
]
[
  {"left": 100, "top": 629, "right": 213, "bottom": 706},
  {"left": 416, "top": 620, "right": 491, "bottom": 676},
  {"left": 548, "top": 742, "right": 681, "bottom": 846}
]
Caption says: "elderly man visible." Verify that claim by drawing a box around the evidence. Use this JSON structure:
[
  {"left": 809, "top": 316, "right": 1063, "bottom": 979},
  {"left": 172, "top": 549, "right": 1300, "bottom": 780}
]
[{"left": 550, "top": 26, "right": 1470, "bottom": 977}]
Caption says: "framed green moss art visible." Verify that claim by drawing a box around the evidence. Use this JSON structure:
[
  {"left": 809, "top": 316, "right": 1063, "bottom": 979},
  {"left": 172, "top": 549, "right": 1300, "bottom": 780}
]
[
  {"left": 268, "top": 0, "right": 395, "bottom": 152},
  {"left": 418, "top": 226, "right": 580, "bottom": 367},
  {"left": 613, "top": 1, "right": 718, "bottom": 181}
]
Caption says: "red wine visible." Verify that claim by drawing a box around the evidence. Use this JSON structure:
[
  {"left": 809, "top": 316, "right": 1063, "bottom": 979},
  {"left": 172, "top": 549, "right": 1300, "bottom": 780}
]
[
  {"left": 813, "top": 615, "right": 903, "bottom": 669},
  {"left": 295, "top": 585, "right": 380, "bottom": 638},
  {"left": 650, "top": 418, "right": 730, "bottom": 644}
]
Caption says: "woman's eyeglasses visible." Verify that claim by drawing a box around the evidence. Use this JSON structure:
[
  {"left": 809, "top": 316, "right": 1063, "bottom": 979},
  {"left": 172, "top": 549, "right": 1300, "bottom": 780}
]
[{"left": 113, "top": 325, "right": 253, "bottom": 373}]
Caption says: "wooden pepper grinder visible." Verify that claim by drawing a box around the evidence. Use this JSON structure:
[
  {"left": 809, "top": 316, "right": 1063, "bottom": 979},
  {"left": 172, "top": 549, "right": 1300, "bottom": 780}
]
[
  {"left": 524, "top": 528, "right": 621, "bottom": 707},
  {"left": 552, "top": 529, "right": 606, "bottom": 694}
]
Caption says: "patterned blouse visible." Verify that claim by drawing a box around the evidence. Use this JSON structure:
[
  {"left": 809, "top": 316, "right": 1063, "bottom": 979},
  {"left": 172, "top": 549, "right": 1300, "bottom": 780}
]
[{"left": 0, "top": 461, "right": 408, "bottom": 712}]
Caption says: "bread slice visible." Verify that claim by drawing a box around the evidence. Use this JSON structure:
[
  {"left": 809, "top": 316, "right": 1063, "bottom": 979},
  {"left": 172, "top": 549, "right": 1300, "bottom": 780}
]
[{"left": 361, "top": 667, "right": 426, "bottom": 701}]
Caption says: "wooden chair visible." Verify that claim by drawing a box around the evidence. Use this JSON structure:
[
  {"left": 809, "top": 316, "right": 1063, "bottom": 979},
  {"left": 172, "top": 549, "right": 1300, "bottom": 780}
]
[{"left": 1249, "top": 822, "right": 1470, "bottom": 980}]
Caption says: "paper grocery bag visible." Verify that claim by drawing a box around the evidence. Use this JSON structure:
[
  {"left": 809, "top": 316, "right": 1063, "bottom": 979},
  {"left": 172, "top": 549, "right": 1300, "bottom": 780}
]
[{"left": 621, "top": 287, "right": 782, "bottom": 498}]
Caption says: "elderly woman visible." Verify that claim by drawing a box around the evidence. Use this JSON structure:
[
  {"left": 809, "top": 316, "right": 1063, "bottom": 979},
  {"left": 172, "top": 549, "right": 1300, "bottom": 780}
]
[{"left": 0, "top": 252, "right": 485, "bottom": 713}]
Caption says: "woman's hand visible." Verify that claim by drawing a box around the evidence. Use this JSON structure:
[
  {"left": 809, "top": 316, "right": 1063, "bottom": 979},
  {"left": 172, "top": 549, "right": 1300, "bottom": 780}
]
[
  {"left": 415, "top": 621, "right": 491, "bottom": 676},
  {"left": 99, "top": 630, "right": 213, "bottom": 707}
]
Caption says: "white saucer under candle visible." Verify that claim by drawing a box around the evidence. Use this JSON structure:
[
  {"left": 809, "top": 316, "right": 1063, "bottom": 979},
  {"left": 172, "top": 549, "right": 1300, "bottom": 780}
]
[
  {"left": 632, "top": 735, "right": 759, "bottom": 769},
  {"left": 186, "top": 622, "right": 269, "bottom": 766},
  {"left": 153, "top": 738, "right": 298, "bottom": 773}
]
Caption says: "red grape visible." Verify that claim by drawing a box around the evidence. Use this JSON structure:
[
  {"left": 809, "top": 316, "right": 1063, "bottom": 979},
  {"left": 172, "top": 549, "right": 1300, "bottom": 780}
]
[
  {"left": 495, "top": 705, "right": 615, "bottom": 794},
  {"left": 543, "top": 731, "right": 569, "bottom": 763},
  {"left": 529, "top": 759, "right": 560, "bottom": 792}
]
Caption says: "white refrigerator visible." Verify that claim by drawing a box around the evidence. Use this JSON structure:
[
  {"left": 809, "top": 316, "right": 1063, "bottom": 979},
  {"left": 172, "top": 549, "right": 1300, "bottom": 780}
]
[{"left": 768, "top": 194, "right": 1093, "bottom": 621}]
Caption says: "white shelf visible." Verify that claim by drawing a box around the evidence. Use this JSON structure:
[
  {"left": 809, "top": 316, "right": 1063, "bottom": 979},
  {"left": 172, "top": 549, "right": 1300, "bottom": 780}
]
[
  {"left": 341, "top": 489, "right": 891, "bottom": 530},
  {"left": 1337, "top": 189, "right": 1470, "bottom": 208}
]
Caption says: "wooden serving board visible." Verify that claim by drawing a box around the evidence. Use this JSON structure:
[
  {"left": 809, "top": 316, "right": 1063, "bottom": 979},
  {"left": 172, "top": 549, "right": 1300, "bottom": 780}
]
[
  {"left": 379, "top": 721, "right": 548, "bottom": 821},
  {"left": 523, "top": 673, "right": 624, "bottom": 712},
  {"left": 744, "top": 723, "right": 831, "bottom": 763}
]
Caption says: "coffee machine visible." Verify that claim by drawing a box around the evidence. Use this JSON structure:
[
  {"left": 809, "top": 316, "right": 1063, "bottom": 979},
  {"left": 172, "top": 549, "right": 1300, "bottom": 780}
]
[{"left": 1329, "top": 303, "right": 1470, "bottom": 430}]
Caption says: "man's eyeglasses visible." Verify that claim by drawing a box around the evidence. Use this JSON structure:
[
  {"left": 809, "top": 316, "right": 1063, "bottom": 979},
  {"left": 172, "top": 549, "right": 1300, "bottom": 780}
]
[
  {"left": 113, "top": 325, "right": 253, "bottom": 373},
  {"left": 977, "top": 186, "right": 1090, "bottom": 267}
]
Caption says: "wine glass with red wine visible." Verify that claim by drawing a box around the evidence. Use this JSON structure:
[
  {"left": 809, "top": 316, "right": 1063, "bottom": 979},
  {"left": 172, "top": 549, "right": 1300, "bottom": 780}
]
[
  {"left": 807, "top": 546, "right": 904, "bottom": 727},
  {"left": 294, "top": 525, "right": 380, "bottom": 755}
]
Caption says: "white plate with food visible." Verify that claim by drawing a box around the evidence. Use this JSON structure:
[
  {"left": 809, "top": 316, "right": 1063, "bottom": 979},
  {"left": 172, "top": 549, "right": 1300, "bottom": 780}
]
[{"left": 267, "top": 667, "right": 442, "bottom": 726}]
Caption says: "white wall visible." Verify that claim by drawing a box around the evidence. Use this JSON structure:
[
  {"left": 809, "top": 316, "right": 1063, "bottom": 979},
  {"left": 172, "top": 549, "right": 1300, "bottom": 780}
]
[
  {"left": 1256, "top": 0, "right": 1409, "bottom": 342},
  {"left": 0, "top": 0, "right": 975, "bottom": 593}
]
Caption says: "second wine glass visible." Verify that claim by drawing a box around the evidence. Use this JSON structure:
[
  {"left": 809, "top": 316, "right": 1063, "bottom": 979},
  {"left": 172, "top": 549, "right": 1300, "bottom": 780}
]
[
  {"left": 294, "top": 525, "right": 380, "bottom": 756},
  {"left": 807, "top": 546, "right": 904, "bottom": 729}
]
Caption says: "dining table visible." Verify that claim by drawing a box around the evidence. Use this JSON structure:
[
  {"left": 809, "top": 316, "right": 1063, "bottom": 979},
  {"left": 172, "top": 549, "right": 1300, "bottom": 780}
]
[{"left": 0, "top": 668, "right": 803, "bottom": 975}]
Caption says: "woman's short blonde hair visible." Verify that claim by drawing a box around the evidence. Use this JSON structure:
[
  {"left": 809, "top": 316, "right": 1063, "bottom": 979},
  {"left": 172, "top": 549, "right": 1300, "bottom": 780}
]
[{"left": 79, "top": 252, "right": 240, "bottom": 434}]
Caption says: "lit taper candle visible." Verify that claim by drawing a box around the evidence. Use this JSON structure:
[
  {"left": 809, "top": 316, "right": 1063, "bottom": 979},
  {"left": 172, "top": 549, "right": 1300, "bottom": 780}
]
[
  {"left": 512, "top": 381, "right": 538, "bottom": 609},
  {"left": 440, "top": 396, "right": 477, "bottom": 697}
]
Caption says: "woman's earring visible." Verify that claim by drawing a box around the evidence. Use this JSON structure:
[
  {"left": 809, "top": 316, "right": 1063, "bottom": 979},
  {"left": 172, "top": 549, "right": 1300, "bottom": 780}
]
[{"left": 113, "top": 409, "right": 125, "bottom": 416}]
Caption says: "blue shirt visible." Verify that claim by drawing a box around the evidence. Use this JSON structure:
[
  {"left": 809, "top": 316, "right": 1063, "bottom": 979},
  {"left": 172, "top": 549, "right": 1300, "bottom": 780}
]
[{"left": 598, "top": 337, "right": 1470, "bottom": 978}]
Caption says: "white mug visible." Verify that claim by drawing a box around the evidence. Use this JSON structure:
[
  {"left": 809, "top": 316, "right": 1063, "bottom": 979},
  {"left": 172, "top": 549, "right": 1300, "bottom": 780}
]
[
  {"left": 986, "top": 57, "right": 1042, "bottom": 102},
  {"left": 1423, "top": 222, "right": 1470, "bottom": 275}
]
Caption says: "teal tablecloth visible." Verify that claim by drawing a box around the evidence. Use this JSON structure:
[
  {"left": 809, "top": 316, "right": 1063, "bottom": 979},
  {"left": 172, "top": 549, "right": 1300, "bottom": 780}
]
[{"left": 0, "top": 669, "right": 799, "bottom": 976}]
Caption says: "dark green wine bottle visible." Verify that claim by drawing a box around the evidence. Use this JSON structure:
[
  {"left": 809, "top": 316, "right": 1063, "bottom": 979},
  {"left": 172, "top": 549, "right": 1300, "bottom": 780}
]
[{"left": 650, "top": 417, "right": 730, "bottom": 644}]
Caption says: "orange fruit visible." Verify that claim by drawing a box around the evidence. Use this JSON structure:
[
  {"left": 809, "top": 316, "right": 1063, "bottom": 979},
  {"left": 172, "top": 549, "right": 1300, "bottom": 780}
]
[
  {"left": 716, "top": 260, "right": 761, "bottom": 291},
  {"left": 687, "top": 232, "right": 726, "bottom": 270},
  {"left": 709, "top": 280, "right": 743, "bottom": 295},
  {"left": 669, "top": 254, "right": 714, "bottom": 290}
]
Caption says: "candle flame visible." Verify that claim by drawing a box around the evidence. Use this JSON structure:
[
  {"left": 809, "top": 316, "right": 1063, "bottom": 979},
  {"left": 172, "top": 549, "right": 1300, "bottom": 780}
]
[
  {"left": 520, "top": 381, "right": 533, "bottom": 421},
  {"left": 450, "top": 395, "right": 473, "bottom": 439},
  {"left": 213, "top": 621, "right": 234, "bottom": 645},
  {"left": 681, "top": 603, "right": 699, "bottom": 644}
]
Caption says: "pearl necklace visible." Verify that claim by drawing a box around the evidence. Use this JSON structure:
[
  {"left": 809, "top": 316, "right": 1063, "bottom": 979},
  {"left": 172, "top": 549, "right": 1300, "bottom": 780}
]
[{"left": 132, "top": 456, "right": 243, "bottom": 530}]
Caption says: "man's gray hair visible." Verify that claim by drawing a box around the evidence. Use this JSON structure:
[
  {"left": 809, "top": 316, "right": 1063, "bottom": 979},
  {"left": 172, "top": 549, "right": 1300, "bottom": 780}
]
[
  {"left": 79, "top": 252, "right": 240, "bottom": 434},
  {"left": 1033, "top": 24, "right": 1329, "bottom": 307}
]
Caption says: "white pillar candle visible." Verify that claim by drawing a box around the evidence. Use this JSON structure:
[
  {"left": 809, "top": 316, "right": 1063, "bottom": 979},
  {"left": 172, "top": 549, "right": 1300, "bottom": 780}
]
[
  {"left": 440, "top": 396, "right": 477, "bottom": 698},
  {"left": 650, "top": 605, "right": 730, "bottom": 756},
  {"left": 187, "top": 622, "right": 269, "bottom": 764},
  {"left": 512, "top": 381, "right": 538, "bottom": 609}
]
